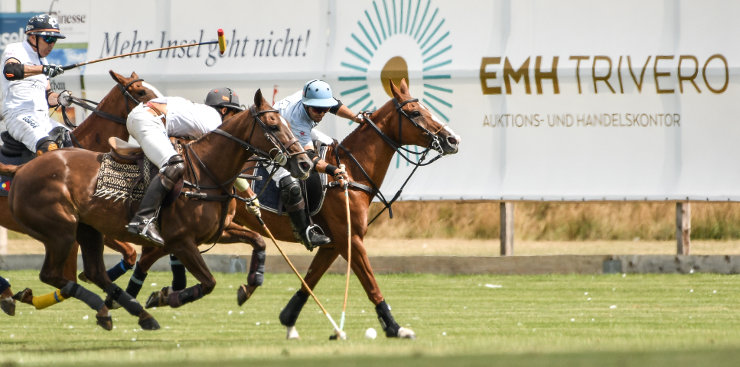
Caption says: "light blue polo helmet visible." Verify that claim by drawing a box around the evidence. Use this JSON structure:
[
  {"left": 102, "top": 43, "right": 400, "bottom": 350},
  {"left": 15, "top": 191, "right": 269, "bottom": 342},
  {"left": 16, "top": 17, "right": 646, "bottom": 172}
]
[{"left": 301, "top": 79, "right": 338, "bottom": 108}]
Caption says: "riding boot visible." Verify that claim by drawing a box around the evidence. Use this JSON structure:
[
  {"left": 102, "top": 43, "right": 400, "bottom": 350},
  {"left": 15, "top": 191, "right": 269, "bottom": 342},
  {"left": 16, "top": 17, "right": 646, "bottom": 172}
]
[
  {"left": 126, "top": 155, "right": 185, "bottom": 247},
  {"left": 279, "top": 176, "right": 330, "bottom": 250},
  {"left": 126, "top": 176, "right": 168, "bottom": 246},
  {"left": 287, "top": 209, "right": 331, "bottom": 250}
]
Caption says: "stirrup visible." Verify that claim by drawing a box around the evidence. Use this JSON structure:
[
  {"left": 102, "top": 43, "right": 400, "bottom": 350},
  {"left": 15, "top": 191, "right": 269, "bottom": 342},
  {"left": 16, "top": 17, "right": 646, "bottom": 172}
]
[
  {"left": 302, "top": 224, "right": 331, "bottom": 251},
  {"left": 126, "top": 217, "right": 164, "bottom": 247}
]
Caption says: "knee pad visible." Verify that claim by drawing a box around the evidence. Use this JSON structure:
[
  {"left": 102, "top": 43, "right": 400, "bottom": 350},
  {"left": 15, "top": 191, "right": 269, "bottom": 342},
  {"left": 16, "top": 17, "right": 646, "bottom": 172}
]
[
  {"left": 160, "top": 155, "right": 185, "bottom": 189},
  {"left": 279, "top": 176, "right": 303, "bottom": 207}
]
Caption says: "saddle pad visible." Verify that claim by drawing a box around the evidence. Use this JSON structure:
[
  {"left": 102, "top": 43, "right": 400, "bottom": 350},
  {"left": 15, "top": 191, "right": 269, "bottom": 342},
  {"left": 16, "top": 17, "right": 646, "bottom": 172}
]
[
  {"left": 93, "top": 153, "right": 153, "bottom": 202},
  {"left": 251, "top": 144, "right": 329, "bottom": 216}
]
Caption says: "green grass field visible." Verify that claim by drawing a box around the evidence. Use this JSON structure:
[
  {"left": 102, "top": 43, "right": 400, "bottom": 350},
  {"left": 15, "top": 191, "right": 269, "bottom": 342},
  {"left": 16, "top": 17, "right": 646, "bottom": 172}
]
[{"left": 2, "top": 270, "right": 740, "bottom": 366}]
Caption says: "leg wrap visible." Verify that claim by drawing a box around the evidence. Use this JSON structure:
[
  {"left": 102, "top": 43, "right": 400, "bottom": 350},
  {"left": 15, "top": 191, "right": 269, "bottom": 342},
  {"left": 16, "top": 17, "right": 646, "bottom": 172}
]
[
  {"left": 375, "top": 300, "right": 401, "bottom": 337},
  {"left": 106, "top": 258, "right": 134, "bottom": 282},
  {"left": 247, "top": 249, "right": 266, "bottom": 286},
  {"left": 125, "top": 263, "right": 148, "bottom": 298},
  {"left": 169, "top": 255, "right": 187, "bottom": 291},
  {"left": 31, "top": 289, "right": 66, "bottom": 310},
  {"left": 167, "top": 284, "right": 203, "bottom": 308},
  {"left": 105, "top": 283, "right": 143, "bottom": 316},
  {"left": 279, "top": 290, "right": 309, "bottom": 327},
  {"left": 61, "top": 282, "right": 105, "bottom": 311}
]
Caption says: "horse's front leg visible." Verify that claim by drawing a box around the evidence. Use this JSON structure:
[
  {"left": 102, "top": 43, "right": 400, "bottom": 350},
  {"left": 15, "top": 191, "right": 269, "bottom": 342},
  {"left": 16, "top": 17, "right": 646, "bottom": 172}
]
[
  {"left": 218, "top": 222, "right": 267, "bottom": 306},
  {"left": 344, "top": 236, "right": 415, "bottom": 339},
  {"left": 279, "top": 246, "right": 339, "bottom": 339},
  {"left": 145, "top": 240, "right": 216, "bottom": 309},
  {"left": 77, "top": 223, "right": 159, "bottom": 331}
]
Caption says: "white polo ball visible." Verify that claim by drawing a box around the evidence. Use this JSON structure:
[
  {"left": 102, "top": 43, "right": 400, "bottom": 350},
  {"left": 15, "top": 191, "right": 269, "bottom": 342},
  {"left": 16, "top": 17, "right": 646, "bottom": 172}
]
[{"left": 364, "top": 327, "right": 377, "bottom": 339}]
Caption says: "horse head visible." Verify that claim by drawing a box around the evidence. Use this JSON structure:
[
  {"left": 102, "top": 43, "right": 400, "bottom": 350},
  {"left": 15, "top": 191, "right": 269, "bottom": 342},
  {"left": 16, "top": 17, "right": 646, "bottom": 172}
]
[
  {"left": 387, "top": 78, "right": 460, "bottom": 155},
  {"left": 228, "top": 89, "right": 313, "bottom": 179},
  {"left": 70, "top": 71, "right": 162, "bottom": 151},
  {"left": 108, "top": 70, "right": 162, "bottom": 112}
]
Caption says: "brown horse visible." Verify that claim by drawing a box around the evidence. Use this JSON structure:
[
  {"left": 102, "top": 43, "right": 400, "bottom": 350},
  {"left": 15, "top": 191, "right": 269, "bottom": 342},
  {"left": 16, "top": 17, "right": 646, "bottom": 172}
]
[
  {"left": 141, "top": 79, "right": 460, "bottom": 338},
  {"left": 0, "top": 90, "right": 312, "bottom": 330},
  {"left": 0, "top": 71, "right": 159, "bottom": 281}
]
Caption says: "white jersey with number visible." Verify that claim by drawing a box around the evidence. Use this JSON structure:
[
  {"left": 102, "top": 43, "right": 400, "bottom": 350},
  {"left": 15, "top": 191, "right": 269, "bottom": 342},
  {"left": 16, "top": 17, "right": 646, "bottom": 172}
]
[{"left": 0, "top": 41, "right": 49, "bottom": 118}]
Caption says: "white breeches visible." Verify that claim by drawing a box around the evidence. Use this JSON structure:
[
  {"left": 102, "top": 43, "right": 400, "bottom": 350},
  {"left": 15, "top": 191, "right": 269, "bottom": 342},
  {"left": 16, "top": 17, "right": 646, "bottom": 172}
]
[
  {"left": 126, "top": 103, "right": 176, "bottom": 169},
  {"left": 5, "top": 110, "right": 62, "bottom": 152}
]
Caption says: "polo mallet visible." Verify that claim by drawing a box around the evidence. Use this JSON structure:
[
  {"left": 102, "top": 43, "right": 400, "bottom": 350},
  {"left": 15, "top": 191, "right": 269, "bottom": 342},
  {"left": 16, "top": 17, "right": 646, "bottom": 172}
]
[
  {"left": 339, "top": 164, "right": 351, "bottom": 331},
  {"left": 254, "top": 215, "right": 347, "bottom": 340},
  {"left": 61, "top": 29, "right": 227, "bottom": 71}
]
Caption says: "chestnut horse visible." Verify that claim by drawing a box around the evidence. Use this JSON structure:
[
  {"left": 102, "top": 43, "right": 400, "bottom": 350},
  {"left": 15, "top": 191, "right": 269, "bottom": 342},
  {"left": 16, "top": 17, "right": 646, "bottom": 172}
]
[
  {"left": 139, "top": 79, "right": 460, "bottom": 338},
  {"left": 0, "top": 90, "right": 312, "bottom": 330},
  {"left": 0, "top": 71, "right": 159, "bottom": 281}
]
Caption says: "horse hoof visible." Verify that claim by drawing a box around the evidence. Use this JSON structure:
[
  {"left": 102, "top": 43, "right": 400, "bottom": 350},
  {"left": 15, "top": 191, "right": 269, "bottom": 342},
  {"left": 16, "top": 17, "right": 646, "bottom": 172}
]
[
  {"left": 237, "top": 284, "right": 257, "bottom": 306},
  {"left": 0, "top": 297, "right": 15, "bottom": 316},
  {"left": 13, "top": 288, "right": 33, "bottom": 305},
  {"left": 138, "top": 312, "right": 160, "bottom": 330},
  {"left": 286, "top": 326, "right": 300, "bottom": 340},
  {"left": 78, "top": 271, "right": 90, "bottom": 283},
  {"left": 397, "top": 327, "right": 416, "bottom": 339},
  {"left": 96, "top": 315, "right": 113, "bottom": 331},
  {"left": 145, "top": 290, "right": 166, "bottom": 309}
]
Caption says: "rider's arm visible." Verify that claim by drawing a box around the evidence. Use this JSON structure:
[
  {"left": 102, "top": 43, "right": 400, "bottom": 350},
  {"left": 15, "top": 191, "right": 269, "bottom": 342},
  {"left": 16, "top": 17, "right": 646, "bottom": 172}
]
[
  {"left": 45, "top": 84, "right": 60, "bottom": 107},
  {"left": 305, "top": 144, "right": 346, "bottom": 183},
  {"left": 3, "top": 58, "right": 46, "bottom": 79},
  {"left": 329, "top": 99, "right": 364, "bottom": 124}
]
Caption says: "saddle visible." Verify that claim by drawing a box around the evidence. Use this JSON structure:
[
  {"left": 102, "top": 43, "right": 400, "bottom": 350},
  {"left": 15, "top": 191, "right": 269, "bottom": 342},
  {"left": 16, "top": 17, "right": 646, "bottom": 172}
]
[
  {"left": 93, "top": 137, "right": 181, "bottom": 207},
  {"left": 251, "top": 141, "right": 330, "bottom": 216}
]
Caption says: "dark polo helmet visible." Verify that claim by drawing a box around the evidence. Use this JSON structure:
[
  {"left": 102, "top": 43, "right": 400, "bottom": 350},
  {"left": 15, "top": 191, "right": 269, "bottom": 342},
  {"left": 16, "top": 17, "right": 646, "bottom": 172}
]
[
  {"left": 205, "top": 87, "right": 244, "bottom": 111},
  {"left": 25, "top": 14, "right": 66, "bottom": 38}
]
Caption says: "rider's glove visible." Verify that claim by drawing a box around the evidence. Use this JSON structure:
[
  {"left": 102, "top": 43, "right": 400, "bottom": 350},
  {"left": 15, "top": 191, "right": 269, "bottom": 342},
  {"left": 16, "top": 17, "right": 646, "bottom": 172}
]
[
  {"left": 246, "top": 197, "right": 261, "bottom": 217},
  {"left": 42, "top": 64, "right": 64, "bottom": 78},
  {"left": 57, "top": 90, "right": 73, "bottom": 107}
]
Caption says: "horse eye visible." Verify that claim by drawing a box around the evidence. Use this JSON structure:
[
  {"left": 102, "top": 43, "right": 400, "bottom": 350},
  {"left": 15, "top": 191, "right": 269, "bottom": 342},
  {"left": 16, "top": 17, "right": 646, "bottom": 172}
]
[
  {"left": 268, "top": 123, "right": 280, "bottom": 132},
  {"left": 409, "top": 110, "right": 421, "bottom": 118}
]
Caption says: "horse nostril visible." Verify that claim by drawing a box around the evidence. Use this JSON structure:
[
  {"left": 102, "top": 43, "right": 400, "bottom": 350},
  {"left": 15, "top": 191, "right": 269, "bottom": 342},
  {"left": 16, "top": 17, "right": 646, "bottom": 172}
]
[
  {"left": 447, "top": 136, "right": 459, "bottom": 146},
  {"left": 300, "top": 161, "right": 312, "bottom": 172}
]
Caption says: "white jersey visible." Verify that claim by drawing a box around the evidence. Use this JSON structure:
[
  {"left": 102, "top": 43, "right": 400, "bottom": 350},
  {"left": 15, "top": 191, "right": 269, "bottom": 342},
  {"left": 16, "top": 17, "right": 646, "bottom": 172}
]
[
  {"left": 152, "top": 96, "right": 223, "bottom": 138},
  {"left": 0, "top": 41, "right": 49, "bottom": 119}
]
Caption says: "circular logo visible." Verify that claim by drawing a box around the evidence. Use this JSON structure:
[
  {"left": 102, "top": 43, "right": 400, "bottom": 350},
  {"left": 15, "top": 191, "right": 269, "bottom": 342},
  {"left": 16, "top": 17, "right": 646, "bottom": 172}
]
[{"left": 338, "top": 0, "right": 453, "bottom": 123}]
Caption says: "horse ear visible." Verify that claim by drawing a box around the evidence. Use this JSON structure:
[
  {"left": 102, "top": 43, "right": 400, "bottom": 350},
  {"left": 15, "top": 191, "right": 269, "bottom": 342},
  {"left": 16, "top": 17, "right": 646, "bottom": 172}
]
[
  {"left": 254, "top": 89, "right": 264, "bottom": 107},
  {"left": 399, "top": 78, "right": 409, "bottom": 94},
  {"left": 131, "top": 71, "right": 139, "bottom": 80},
  {"left": 109, "top": 70, "right": 124, "bottom": 84},
  {"left": 389, "top": 79, "right": 401, "bottom": 99}
]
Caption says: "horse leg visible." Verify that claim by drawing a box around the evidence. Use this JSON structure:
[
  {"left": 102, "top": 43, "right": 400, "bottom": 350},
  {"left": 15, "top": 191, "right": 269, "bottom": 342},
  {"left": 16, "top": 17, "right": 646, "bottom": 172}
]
[
  {"left": 279, "top": 246, "right": 339, "bottom": 339},
  {"left": 124, "top": 246, "right": 168, "bottom": 298},
  {"left": 345, "top": 237, "right": 415, "bottom": 339},
  {"left": 103, "top": 238, "right": 136, "bottom": 281},
  {"left": 76, "top": 223, "right": 159, "bottom": 330},
  {"left": 146, "top": 242, "right": 216, "bottom": 309},
  {"left": 218, "top": 223, "right": 266, "bottom": 306},
  {"left": 0, "top": 276, "right": 15, "bottom": 316}
]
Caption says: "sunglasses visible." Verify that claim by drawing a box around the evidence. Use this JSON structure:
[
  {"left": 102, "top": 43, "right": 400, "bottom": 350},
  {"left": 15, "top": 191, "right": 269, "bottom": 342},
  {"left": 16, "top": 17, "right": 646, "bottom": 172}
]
[
  {"left": 41, "top": 35, "right": 58, "bottom": 44},
  {"left": 310, "top": 106, "right": 330, "bottom": 113}
]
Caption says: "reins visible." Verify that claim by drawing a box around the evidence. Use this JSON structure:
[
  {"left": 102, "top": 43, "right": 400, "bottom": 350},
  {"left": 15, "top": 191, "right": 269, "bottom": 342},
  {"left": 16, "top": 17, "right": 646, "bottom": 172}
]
[
  {"left": 332, "top": 98, "right": 446, "bottom": 225},
  {"left": 61, "top": 78, "right": 147, "bottom": 148}
]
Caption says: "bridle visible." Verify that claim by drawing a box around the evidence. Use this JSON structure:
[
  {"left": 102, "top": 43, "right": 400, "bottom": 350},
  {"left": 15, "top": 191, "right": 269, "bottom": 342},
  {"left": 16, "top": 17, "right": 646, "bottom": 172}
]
[
  {"left": 182, "top": 105, "right": 303, "bottom": 198},
  {"left": 61, "top": 78, "right": 146, "bottom": 129},
  {"left": 335, "top": 96, "right": 450, "bottom": 224}
]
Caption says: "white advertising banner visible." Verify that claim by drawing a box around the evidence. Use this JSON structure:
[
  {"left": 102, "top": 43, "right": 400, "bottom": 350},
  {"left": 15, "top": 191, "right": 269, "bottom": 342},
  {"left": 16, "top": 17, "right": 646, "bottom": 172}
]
[{"left": 2, "top": 0, "right": 738, "bottom": 201}]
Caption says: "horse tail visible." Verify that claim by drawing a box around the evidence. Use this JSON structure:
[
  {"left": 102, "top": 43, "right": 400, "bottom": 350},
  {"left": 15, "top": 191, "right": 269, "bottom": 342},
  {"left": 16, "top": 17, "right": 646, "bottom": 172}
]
[{"left": 0, "top": 162, "right": 20, "bottom": 177}]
